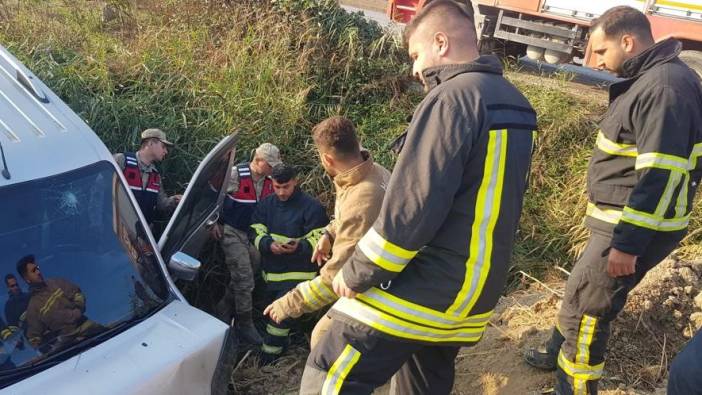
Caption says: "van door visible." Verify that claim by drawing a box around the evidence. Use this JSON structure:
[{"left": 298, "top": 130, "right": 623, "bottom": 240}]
[{"left": 157, "top": 133, "right": 238, "bottom": 275}]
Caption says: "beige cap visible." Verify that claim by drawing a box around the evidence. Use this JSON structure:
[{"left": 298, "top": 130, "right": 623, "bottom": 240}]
[
  {"left": 255, "top": 143, "right": 282, "bottom": 167},
  {"left": 141, "top": 128, "right": 174, "bottom": 147}
]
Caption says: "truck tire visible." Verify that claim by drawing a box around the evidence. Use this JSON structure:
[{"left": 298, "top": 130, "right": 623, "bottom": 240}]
[{"left": 680, "top": 50, "right": 702, "bottom": 78}]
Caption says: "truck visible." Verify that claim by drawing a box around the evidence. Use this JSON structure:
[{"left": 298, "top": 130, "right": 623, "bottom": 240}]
[{"left": 386, "top": 0, "right": 702, "bottom": 75}]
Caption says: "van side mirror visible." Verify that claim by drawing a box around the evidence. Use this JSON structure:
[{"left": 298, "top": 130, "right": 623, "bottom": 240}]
[{"left": 168, "top": 252, "right": 201, "bottom": 281}]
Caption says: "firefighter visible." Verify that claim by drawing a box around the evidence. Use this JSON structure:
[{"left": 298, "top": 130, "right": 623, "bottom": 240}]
[
  {"left": 249, "top": 164, "right": 329, "bottom": 364},
  {"left": 210, "top": 142, "right": 281, "bottom": 345},
  {"left": 262, "top": 116, "right": 390, "bottom": 348},
  {"left": 113, "top": 128, "right": 181, "bottom": 226},
  {"left": 523, "top": 6, "right": 702, "bottom": 395},
  {"left": 17, "top": 255, "right": 103, "bottom": 353},
  {"left": 299, "top": 1, "right": 537, "bottom": 393}
]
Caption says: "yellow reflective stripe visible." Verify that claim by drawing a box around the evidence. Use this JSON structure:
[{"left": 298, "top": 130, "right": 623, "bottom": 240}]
[
  {"left": 0, "top": 328, "right": 11, "bottom": 340},
  {"left": 299, "top": 277, "right": 337, "bottom": 308},
  {"left": 332, "top": 297, "right": 487, "bottom": 343},
  {"left": 575, "top": 315, "right": 596, "bottom": 365},
  {"left": 357, "top": 287, "right": 492, "bottom": 329},
  {"left": 261, "top": 343, "right": 283, "bottom": 355},
  {"left": 266, "top": 324, "right": 290, "bottom": 337},
  {"left": 251, "top": 223, "right": 268, "bottom": 249},
  {"left": 690, "top": 143, "right": 702, "bottom": 169},
  {"left": 586, "top": 203, "right": 622, "bottom": 224},
  {"left": 262, "top": 271, "right": 317, "bottom": 282},
  {"left": 304, "top": 227, "right": 326, "bottom": 248},
  {"left": 40, "top": 288, "right": 64, "bottom": 316},
  {"left": 357, "top": 227, "right": 418, "bottom": 273},
  {"left": 270, "top": 233, "right": 295, "bottom": 243},
  {"left": 595, "top": 132, "right": 637, "bottom": 157},
  {"left": 558, "top": 350, "right": 604, "bottom": 381},
  {"left": 448, "top": 129, "right": 507, "bottom": 317},
  {"left": 621, "top": 207, "right": 689, "bottom": 231},
  {"left": 636, "top": 152, "right": 689, "bottom": 173},
  {"left": 322, "top": 344, "right": 361, "bottom": 395},
  {"left": 654, "top": 171, "right": 682, "bottom": 218},
  {"left": 675, "top": 172, "right": 690, "bottom": 218}
]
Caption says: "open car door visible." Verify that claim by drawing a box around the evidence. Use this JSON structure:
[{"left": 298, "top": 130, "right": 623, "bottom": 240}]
[{"left": 157, "top": 133, "right": 238, "bottom": 280}]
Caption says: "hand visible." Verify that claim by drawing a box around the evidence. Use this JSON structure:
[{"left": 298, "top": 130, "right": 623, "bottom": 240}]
[
  {"left": 312, "top": 234, "right": 332, "bottom": 266},
  {"left": 270, "top": 242, "right": 286, "bottom": 255},
  {"left": 280, "top": 240, "right": 298, "bottom": 255},
  {"left": 209, "top": 223, "right": 223, "bottom": 240},
  {"left": 332, "top": 270, "right": 357, "bottom": 299},
  {"left": 607, "top": 247, "right": 637, "bottom": 277},
  {"left": 263, "top": 302, "right": 287, "bottom": 324}
]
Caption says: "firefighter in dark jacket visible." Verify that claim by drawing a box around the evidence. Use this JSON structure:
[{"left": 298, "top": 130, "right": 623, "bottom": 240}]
[
  {"left": 249, "top": 164, "right": 329, "bottom": 364},
  {"left": 4, "top": 274, "right": 29, "bottom": 331},
  {"left": 524, "top": 7, "right": 702, "bottom": 395},
  {"left": 113, "top": 128, "right": 181, "bottom": 226},
  {"left": 210, "top": 142, "right": 281, "bottom": 345},
  {"left": 299, "top": 2, "right": 537, "bottom": 393},
  {"left": 17, "top": 255, "right": 103, "bottom": 353}
]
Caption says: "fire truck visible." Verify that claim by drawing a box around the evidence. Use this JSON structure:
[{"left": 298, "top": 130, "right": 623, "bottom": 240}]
[{"left": 387, "top": 0, "right": 702, "bottom": 74}]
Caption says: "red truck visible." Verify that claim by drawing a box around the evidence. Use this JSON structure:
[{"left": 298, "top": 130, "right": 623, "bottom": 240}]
[{"left": 387, "top": 0, "right": 702, "bottom": 75}]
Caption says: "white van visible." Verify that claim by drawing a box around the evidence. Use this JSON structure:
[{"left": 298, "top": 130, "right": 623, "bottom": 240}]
[{"left": 0, "top": 44, "right": 238, "bottom": 394}]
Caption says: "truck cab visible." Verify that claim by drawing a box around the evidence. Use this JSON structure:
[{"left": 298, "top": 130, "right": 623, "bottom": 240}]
[{"left": 0, "top": 44, "right": 237, "bottom": 394}]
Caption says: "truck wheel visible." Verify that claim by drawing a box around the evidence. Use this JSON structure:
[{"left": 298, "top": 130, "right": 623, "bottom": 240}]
[
  {"left": 680, "top": 50, "right": 702, "bottom": 78},
  {"left": 526, "top": 45, "right": 544, "bottom": 61}
]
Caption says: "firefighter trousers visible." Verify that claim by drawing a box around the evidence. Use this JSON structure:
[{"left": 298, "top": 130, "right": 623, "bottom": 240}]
[
  {"left": 552, "top": 230, "right": 679, "bottom": 395},
  {"left": 299, "top": 318, "right": 459, "bottom": 395}
]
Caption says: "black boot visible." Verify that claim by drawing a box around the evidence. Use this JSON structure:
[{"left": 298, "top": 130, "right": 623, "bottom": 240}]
[
  {"left": 235, "top": 310, "right": 263, "bottom": 346},
  {"left": 524, "top": 327, "right": 564, "bottom": 371}
]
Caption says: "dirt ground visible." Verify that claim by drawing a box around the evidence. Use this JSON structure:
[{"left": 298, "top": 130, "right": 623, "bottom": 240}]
[{"left": 231, "top": 256, "right": 702, "bottom": 394}]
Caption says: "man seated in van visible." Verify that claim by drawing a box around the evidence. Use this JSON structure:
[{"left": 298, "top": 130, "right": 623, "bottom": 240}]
[
  {"left": 4, "top": 273, "right": 30, "bottom": 332},
  {"left": 17, "top": 255, "right": 104, "bottom": 353},
  {"left": 113, "top": 128, "right": 182, "bottom": 227},
  {"left": 249, "top": 164, "right": 328, "bottom": 364}
]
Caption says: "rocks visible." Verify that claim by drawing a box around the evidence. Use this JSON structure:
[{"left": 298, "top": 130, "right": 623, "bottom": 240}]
[
  {"left": 694, "top": 291, "right": 702, "bottom": 310},
  {"left": 690, "top": 312, "right": 702, "bottom": 331}
]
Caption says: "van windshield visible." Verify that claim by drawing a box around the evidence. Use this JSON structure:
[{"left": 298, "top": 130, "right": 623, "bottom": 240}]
[{"left": 0, "top": 161, "right": 171, "bottom": 377}]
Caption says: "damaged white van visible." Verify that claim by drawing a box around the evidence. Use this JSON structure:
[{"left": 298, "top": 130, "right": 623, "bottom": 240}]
[{"left": 0, "top": 44, "right": 237, "bottom": 394}]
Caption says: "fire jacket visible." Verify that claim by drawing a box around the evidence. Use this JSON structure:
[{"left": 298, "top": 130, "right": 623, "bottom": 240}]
[
  {"left": 585, "top": 39, "right": 702, "bottom": 255},
  {"left": 271, "top": 153, "right": 390, "bottom": 318},
  {"left": 329, "top": 56, "right": 537, "bottom": 346},
  {"left": 249, "top": 188, "right": 329, "bottom": 291}
]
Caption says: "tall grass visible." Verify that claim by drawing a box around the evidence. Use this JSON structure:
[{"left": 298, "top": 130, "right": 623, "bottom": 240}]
[{"left": 0, "top": 0, "right": 699, "bottom": 282}]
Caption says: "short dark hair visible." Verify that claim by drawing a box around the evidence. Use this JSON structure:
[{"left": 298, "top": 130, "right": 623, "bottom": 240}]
[
  {"left": 312, "top": 116, "right": 361, "bottom": 161},
  {"left": 271, "top": 164, "right": 297, "bottom": 183},
  {"left": 4, "top": 274, "right": 16, "bottom": 284},
  {"left": 16, "top": 255, "right": 35, "bottom": 278},
  {"left": 404, "top": 0, "right": 475, "bottom": 45},
  {"left": 591, "top": 6, "right": 653, "bottom": 41}
]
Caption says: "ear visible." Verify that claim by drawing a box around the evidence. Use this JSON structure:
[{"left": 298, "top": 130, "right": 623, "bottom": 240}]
[
  {"left": 322, "top": 152, "right": 335, "bottom": 168},
  {"left": 434, "top": 32, "right": 449, "bottom": 56},
  {"left": 621, "top": 34, "right": 635, "bottom": 53}
]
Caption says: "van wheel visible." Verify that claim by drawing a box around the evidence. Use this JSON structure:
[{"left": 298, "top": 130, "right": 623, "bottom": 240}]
[{"left": 680, "top": 50, "right": 702, "bottom": 78}]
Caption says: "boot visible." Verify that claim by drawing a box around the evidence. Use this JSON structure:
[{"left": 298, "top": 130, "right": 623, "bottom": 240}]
[
  {"left": 524, "top": 327, "right": 564, "bottom": 371},
  {"left": 214, "top": 293, "right": 234, "bottom": 323},
  {"left": 235, "top": 310, "right": 263, "bottom": 346}
]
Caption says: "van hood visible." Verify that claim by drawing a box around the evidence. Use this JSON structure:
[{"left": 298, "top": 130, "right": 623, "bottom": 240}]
[{"left": 5, "top": 300, "right": 228, "bottom": 395}]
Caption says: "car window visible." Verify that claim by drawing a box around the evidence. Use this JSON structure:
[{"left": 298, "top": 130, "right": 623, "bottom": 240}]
[
  {"left": 0, "top": 161, "right": 172, "bottom": 380},
  {"left": 159, "top": 136, "right": 236, "bottom": 263}
]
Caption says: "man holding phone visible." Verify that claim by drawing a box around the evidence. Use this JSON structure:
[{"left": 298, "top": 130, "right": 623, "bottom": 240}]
[{"left": 249, "top": 164, "right": 329, "bottom": 364}]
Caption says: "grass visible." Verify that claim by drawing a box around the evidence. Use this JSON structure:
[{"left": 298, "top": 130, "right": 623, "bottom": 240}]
[{"left": 1, "top": 0, "right": 699, "bottom": 286}]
